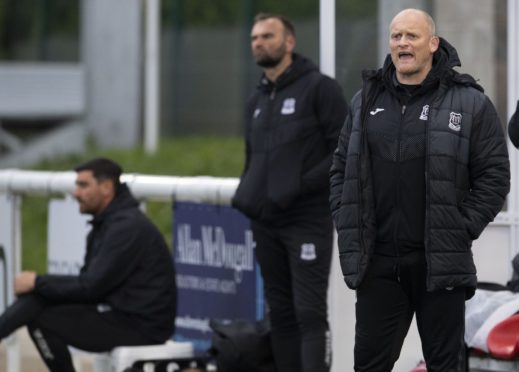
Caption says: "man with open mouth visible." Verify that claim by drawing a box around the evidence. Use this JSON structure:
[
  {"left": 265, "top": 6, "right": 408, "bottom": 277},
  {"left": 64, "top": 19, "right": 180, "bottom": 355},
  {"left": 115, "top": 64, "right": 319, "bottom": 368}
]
[{"left": 329, "top": 8, "right": 510, "bottom": 372}]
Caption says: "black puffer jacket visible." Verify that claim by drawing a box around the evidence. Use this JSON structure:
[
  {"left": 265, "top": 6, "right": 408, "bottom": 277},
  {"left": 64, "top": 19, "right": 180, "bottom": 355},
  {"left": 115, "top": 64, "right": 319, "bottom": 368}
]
[
  {"left": 329, "top": 38, "right": 510, "bottom": 296},
  {"left": 232, "top": 54, "right": 349, "bottom": 223},
  {"left": 35, "top": 184, "right": 177, "bottom": 341},
  {"left": 508, "top": 100, "right": 519, "bottom": 148}
]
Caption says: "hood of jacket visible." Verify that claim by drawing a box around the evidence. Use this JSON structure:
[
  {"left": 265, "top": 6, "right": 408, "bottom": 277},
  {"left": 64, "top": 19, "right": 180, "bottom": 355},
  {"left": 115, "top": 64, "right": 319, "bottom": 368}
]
[
  {"left": 257, "top": 53, "right": 319, "bottom": 92},
  {"left": 90, "top": 183, "right": 139, "bottom": 226}
]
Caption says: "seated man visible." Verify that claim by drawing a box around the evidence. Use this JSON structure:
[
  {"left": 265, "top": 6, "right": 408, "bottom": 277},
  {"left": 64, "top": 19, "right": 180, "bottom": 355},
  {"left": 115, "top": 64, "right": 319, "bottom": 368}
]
[{"left": 0, "top": 158, "right": 177, "bottom": 372}]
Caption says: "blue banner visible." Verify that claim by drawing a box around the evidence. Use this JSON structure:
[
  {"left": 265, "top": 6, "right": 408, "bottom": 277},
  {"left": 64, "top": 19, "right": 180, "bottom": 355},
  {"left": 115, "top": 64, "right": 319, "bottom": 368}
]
[{"left": 172, "top": 202, "right": 263, "bottom": 352}]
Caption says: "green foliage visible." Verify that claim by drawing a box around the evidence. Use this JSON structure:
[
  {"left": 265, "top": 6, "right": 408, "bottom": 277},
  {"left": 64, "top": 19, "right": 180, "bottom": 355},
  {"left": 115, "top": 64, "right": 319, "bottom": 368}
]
[
  {"left": 251, "top": 0, "right": 318, "bottom": 19},
  {"left": 162, "top": 0, "right": 320, "bottom": 29},
  {"left": 160, "top": 0, "right": 376, "bottom": 28},
  {"left": 0, "top": 0, "right": 79, "bottom": 60},
  {"left": 21, "top": 136, "right": 245, "bottom": 273},
  {"left": 337, "top": 0, "right": 378, "bottom": 18},
  {"left": 45, "top": 0, "right": 79, "bottom": 34},
  {"left": 33, "top": 136, "right": 245, "bottom": 176},
  {"left": 22, "top": 196, "right": 49, "bottom": 274},
  {"left": 163, "top": 0, "right": 243, "bottom": 27}
]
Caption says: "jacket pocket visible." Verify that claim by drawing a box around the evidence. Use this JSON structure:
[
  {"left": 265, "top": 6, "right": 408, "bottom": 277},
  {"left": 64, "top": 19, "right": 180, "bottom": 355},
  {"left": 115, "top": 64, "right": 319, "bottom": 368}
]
[
  {"left": 232, "top": 154, "right": 268, "bottom": 219},
  {"left": 267, "top": 140, "right": 303, "bottom": 209}
]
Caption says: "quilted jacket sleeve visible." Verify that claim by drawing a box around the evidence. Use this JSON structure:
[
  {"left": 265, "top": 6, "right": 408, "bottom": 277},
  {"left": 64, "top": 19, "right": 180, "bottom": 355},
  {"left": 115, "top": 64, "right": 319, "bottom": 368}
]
[
  {"left": 460, "top": 96, "right": 510, "bottom": 240},
  {"left": 508, "top": 100, "right": 519, "bottom": 148}
]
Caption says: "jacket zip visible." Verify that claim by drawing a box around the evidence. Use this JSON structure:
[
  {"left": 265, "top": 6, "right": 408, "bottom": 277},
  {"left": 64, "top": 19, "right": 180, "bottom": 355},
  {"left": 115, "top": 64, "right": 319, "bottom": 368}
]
[
  {"left": 264, "top": 86, "right": 277, "bottom": 205},
  {"left": 357, "top": 81, "right": 380, "bottom": 285},
  {"left": 358, "top": 100, "right": 368, "bottom": 279},
  {"left": 393, "top": 104, "right": 407, "bottom": 282},
  {"left": 423, "top": 88, "right": 443, "bottom": 291},
  {"left": 424, "top": 99, "right": 434, "bottom": 291}
]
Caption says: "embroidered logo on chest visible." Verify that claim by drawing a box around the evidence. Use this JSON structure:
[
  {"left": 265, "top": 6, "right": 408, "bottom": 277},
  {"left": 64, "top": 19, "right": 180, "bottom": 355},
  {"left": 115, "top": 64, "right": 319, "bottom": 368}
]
[
  {"left": 448, "top": 112, "right": 462, "bottom": 132},
  {"left": 253, "top": 108, "right": 261, "bottom": 119},
  {"left": 281, "top": 98, "right": 296, "bottom": 115},
  {"left": 419, "top": 105, "right": 429, "bottom": 120},
  {"left": 300, "top": 243, "right": 317, "bottom": 261},
  {"left": 370, "top": 108, "right": 384, "bottom": 116}
]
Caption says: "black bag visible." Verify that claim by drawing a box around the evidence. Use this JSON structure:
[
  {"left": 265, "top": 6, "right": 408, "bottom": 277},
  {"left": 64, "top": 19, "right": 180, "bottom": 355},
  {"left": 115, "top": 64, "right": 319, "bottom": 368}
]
[{"left": 209, "top": 318, "right": 276, "bottom": 372}]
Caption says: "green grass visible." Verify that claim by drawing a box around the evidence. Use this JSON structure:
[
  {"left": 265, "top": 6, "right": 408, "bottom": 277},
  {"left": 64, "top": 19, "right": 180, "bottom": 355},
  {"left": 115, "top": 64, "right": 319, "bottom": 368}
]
[{"left": 21, "top": 136, "right": 244, "bottom": 273}]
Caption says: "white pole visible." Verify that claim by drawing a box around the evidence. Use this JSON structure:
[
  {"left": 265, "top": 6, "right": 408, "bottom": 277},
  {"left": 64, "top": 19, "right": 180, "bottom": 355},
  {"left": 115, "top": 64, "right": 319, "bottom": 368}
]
[
  {"left": 319, "top": 0, "right": 335, "bottom": 77},
  {"left": 144, "top": 0, "right": 160, "bottom": 154},
  {"left": 6, "top": 195, "right": 21, "bottom": 372},
  {"left": 319, "top": 2, "right": 352, "bottom": 372},
  {"left": 508, "top": 0, "right": 519, "bottom": 273}
]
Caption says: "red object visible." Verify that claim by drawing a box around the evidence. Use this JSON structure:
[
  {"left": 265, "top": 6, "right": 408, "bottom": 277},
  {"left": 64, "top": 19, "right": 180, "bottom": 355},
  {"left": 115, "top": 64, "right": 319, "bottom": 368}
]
[
  {"left": 410, "top": 361, "right": 427, "bottom": 372},
  {"left": 487, "top": 313, "right": 519, "bottom": 359}
]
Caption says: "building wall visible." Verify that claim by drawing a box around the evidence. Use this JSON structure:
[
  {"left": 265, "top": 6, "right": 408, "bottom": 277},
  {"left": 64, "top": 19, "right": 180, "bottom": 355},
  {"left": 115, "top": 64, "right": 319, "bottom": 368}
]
[{"left": 81, "top": 0, "right": 142, "bottom": 148}]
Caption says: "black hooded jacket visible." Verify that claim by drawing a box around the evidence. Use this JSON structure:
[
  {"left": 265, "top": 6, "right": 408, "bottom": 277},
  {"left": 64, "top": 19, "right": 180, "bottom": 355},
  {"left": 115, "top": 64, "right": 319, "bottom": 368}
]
[
  {"left": 329, "top": 38, "right": 510, "bottom": 296},
  {"left": 232, "top": 54, "right": 349, "bottom": 223},
  {"left": 34, "top": 184, "right": 177, "bottom": 342}
]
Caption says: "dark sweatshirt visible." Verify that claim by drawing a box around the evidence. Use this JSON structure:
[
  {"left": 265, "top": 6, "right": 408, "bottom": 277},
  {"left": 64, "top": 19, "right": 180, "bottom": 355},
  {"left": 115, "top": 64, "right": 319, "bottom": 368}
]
[{"left": 232, "top": 53, "right": 349, "bottom": 224}]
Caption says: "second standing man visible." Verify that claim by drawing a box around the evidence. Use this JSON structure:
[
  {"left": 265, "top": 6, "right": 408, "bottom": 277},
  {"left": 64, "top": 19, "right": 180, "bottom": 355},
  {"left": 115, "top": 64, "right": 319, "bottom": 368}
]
[{"left": 232, "top": 12, "right": 349, "bottom": 372}]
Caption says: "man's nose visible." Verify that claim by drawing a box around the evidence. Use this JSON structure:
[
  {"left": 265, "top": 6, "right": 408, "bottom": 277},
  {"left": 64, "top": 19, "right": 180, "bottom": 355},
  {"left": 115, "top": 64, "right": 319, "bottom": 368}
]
[
  {"left": 252, "top": 38, "right": 263, "bottom": 48},
  {"left": 398, "top": 36, "right": 410, "bottom": 46}
]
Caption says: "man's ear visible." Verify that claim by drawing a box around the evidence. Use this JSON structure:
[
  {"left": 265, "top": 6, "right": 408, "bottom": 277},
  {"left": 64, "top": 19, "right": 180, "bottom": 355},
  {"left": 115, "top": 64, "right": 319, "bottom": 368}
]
[
  {"left": 99, "top": 179, "right": 115, "bottom": 198},
  {"left": 286, "top": 34, "right": 296, "bottom": 53},
  {"left": 430, "top": 35, "right": 440, "bottom": 53}
]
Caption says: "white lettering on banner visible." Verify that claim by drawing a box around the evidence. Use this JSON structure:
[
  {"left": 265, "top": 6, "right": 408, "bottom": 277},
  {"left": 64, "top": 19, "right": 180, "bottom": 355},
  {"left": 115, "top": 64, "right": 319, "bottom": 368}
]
[
  {"left": 177, "top": 274, "right": 237, "bottom": 294},
  {"left": 177, "top": 224, "right": 203, "bottom": 264},
  {"left": 176, "top": 224, "right": 256, "bottom": 283},
  {"left": 175, "top": 315, "right": 211, "bottom": 333}
]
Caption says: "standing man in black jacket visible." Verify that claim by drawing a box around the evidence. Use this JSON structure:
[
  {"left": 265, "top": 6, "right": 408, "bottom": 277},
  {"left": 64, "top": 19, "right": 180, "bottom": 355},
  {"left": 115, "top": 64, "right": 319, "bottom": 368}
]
[
  {"left": 232, "top": 13, "right": 349, "bottom": 372},
  {"left": 330, "top": 8, "right": 510, "bottom": 372},
  {"left": 0, "top": 158, "right": 176, "bottom": 372}
]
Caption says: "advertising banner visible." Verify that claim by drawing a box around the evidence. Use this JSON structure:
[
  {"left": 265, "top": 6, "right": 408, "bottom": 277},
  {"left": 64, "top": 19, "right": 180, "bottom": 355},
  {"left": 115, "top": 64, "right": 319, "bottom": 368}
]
[
  {"left": 173, "top": 202, "right": 263, "bottom": 352},
  {"left": 47, "top": 197, "right": 90, "bottom": 274}
]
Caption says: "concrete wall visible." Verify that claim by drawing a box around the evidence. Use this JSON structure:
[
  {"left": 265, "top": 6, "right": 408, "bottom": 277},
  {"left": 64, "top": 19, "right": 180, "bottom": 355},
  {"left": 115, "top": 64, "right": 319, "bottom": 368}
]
[
  {"left": 81, "top": 0, "right": 142, "bottom": 148},
  {"left": 434, "top": 0, "right": 497, "bottom": 102}
]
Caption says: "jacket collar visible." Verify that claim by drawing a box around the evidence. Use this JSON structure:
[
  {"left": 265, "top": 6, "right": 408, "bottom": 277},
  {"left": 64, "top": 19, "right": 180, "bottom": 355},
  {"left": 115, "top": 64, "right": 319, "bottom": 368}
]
[
  {"left": 89, "top": 183, "right": 139, "bottom": 226},
  {"left": 257, "top": 53, "right": 318, "bottom": 92},
  {"left": 363, "top": 37, "right": 482, "bottom": 95}
]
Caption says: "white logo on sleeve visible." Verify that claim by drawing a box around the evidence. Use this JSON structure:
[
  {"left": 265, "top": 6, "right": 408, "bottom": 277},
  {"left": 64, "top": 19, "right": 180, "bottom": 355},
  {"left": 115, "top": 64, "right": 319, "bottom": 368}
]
[
  {"left": 370, "top": 108, "right": 385, "bottom": 116},
  {"left": 301, "top": 243, "right": 317, "bottom": 261},
  {"left": 419, "top": 105, "right": 429, "bottom": 120},
  {"left": 253, "top": 108, "right": 261, "bottom": 118},
  {"left": 281, "top": 98, "right": 296, "bottom": 115},
  {"left": 448, "top": 112, "right": 462, "bottom": 132}
]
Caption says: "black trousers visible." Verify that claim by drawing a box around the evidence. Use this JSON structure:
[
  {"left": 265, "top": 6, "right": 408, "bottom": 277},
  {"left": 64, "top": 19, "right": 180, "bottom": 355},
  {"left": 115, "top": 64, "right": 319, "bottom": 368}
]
[
  {"left": 0, "top": 294, "right": 155, "bottom": 372},
  {"left": 354, "top": 251, "right": 466, "bottom": 372},
  {"left": 252, "top": 214, "right": 333, "bottom": 372}
]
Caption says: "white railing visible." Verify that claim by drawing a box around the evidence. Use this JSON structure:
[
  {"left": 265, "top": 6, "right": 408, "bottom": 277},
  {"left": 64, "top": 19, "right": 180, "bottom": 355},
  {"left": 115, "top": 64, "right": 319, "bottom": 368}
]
[{"left": 0, "top": 169, "right": 239, "bottom": 203}]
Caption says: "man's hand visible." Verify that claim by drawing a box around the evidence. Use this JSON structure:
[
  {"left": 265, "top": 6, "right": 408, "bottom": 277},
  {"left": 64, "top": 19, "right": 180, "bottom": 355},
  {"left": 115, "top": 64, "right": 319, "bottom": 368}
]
[{"left": 14, "top": 271, "right": 37, "bottom": 295}]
